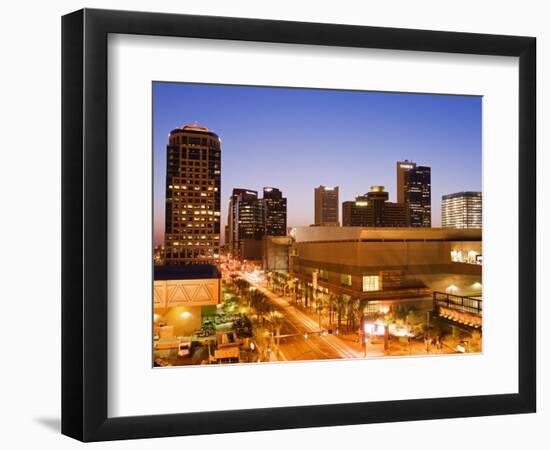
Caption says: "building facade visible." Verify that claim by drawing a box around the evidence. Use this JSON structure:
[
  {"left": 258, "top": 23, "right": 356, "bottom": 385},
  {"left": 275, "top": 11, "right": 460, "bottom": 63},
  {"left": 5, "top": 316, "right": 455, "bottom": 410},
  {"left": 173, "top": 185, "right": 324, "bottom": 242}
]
[
  {"left": 342, "top": 196, "right": 370, "bottom": 227},
  {"left": 405, "top": 166, "right": 432, "bottom": 227},
  {"left": 262, "top": 187, "right": 287, "bottom": 236},
  {"left": 314, "top": 186, "right": 339, "bottom": 226},
  {"left": 153, "top": 264, "right": 220, "bottom": 339},
  {"left": 163, "top": 124, "right": 221, "bottom": 264},
  {"left": 441, "top": 191, "right": 482, "bottom": 229},
  {"left": 263, "top": 235, "right": 293, "bottom": 272},
  {"left": 396, "top": 160, "right": 417, "bottom": 204},
  {"left": 227, "top": 186, "right": 289, "bottom": 260},
  {"left": 226, "top": 188, "right": 264, "bottom": 259},
  {"left": 342, "top": 186, "right": 408, "bottom": 227},
  {"left": 289, "top": 227, "right": 482, "bottom": 310}
]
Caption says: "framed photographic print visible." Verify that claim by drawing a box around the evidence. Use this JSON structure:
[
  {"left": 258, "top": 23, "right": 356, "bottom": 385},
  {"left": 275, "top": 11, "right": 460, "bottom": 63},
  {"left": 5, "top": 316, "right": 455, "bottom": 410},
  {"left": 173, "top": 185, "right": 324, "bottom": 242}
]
[{"left": 61, "top": 8, "right": 536, "bottom": 442}]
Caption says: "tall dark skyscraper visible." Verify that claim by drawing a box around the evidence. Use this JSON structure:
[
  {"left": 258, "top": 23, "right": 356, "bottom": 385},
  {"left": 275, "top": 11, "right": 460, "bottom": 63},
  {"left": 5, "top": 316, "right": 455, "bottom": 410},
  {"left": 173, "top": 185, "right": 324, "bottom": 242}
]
[
  {"left": 405, "top": 166, "right": 431, "bottom": 227},
  {"left": 342, "top": 186, "right": 408, "bottom": 227},
  {"left": 396, "top": 160, "right": 417, "bottom": 204},
  {"left": 262, "top": 187, "right": 287, "bottom": 236},
  {"left": 163, "top": 125, "right": 221, "bottom": 264},
  {"left": 314, "top": 186, "right": 339, "bottom": 226},
  {"left": 342, "top": 195, "right": 370, "bottom": 227},
  {"left": 227, "top": 189, "right": 265, "bottom": 257}
]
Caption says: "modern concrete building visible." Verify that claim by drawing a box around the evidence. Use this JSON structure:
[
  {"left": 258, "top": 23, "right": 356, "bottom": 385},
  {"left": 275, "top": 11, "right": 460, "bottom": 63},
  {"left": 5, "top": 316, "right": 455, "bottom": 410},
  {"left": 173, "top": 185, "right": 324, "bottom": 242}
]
[
  {"left": 262, "top": 187, "right": 287, "bottom": 236},
  {"left": 163, "top": 124, "right": 221, "bottom": 264},
  {"left": 263, "top": 235, "right": 293, "bottom": 272},
  {"left": 314, "top": 186, "right": 339, "bottom": 226},
  {"left": 405, "top": 166, "right": 431, "bottom": 227},
  {"left": 342, "top": 186, "right": 408, "bottom": 227},
  {"left": 289, "top": 226, "right": 481, "bottom": 314},
  {"left": 442, "top": 191, "right": 482, "bottom": 229}
]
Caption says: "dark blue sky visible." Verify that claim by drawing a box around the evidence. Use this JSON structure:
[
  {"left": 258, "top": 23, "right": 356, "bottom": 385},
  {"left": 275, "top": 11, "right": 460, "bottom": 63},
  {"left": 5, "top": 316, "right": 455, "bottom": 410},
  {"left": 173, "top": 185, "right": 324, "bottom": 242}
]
[{"left": 153, "top": 82, "right": 481, "bottom": 245}]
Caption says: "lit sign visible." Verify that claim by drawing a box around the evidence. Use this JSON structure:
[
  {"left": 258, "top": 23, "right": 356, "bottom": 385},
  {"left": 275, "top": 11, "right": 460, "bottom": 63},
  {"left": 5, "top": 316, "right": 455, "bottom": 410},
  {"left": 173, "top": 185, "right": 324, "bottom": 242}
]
[
  {"left": 364, "top": 322, "right": 385, "bottom": 336},
  {"left": 400, "top": 164, "right": 414, "bottom": 169}
]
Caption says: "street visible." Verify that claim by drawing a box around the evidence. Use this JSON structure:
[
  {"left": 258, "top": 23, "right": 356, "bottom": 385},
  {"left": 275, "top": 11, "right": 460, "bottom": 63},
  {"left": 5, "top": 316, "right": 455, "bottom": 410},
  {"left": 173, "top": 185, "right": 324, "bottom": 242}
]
[{"left": 239, "top": 272, "right": 377, "bottom": 360}]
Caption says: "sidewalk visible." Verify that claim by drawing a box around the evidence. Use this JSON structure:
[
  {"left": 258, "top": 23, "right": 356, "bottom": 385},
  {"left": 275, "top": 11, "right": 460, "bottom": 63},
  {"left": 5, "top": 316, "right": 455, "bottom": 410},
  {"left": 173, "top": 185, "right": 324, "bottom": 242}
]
[
  {"left": 272, "top": 292, "right": 383, "bottom": 357},
  {"left": 278, "top": 293, "right": 458, "bottom": 358}
]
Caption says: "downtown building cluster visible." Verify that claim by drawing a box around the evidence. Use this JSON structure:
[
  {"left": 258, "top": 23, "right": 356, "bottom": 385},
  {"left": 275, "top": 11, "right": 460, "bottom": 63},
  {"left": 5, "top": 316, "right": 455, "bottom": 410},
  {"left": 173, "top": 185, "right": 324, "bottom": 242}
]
[
  {"left": 225, "top": 187, "right": 288, "bottom": 260},
  {"left": 154, "top": 125, "right": 484, "bottom": 349},
  {"left": 159, "top": 128, "right": 482, "bottom": 268},
  {"left": 316, "top": 160, "right": 432, "bottom": 229}
]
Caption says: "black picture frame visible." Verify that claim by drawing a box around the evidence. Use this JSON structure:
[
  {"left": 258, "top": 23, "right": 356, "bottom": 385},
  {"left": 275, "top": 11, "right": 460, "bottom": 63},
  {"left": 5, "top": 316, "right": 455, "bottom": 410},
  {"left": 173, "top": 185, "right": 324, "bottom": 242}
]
[{"left": 61, "top": 8, "right": 536, "bottom": 442}]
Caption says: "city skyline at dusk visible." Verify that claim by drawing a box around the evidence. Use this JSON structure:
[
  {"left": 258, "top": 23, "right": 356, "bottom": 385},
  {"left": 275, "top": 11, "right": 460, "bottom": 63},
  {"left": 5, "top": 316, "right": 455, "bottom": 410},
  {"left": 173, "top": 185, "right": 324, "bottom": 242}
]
[
  {"left": 153, "top": 82, "right": 482, "bottom": 245},
  {"left": 153, "top": 81, "right": 484, "bottom": 367}
]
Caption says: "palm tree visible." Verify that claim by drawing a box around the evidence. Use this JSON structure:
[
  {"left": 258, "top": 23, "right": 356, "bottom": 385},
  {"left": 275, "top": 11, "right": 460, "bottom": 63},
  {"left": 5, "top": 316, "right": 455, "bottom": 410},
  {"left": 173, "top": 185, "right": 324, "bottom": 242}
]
[
  {"left": 336, "top": 295, "right": 345, "bottom": 331},
  {"left": 354, "top": 298, "right": 369, "bottom": 342},
  {"left": 266, "top": 271, "right": 274, "bottom": 290},
  {"left": 249, "top": 290, "right": 272, "bottom": 325},
  {"left": 234, "top": 278, "right": 250, "bottom": 297},
  {"left": 328, "top": 293, "right": 339, "bottom": 326},
  {"left": 295, "top": 281, "right": 303, "bottom": 307},
  {"left": 253, "top": 326, "right": 270, "bottom": 362},
  {"left": 346, "top": 298, "right": 358, "bottom": 332},
  {"left": 267, "top": 310, "right": 284, "bottom": 356},
  {"left": 347, "top": 297, "right": 362, "bottom": 333},
  {"left": 315, "top": 292, "right": 325, "bottom": 328},
  {"left": 286, "top": 278, "right": 296, "bottom": 301}
]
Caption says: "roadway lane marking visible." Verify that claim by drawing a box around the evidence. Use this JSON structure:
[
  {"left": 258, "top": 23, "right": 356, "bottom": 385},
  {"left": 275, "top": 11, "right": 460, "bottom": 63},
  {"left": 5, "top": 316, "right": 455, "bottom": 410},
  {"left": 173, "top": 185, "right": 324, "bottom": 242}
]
[{"left": 241, "top": 273, "right": 364, "bottom": 360}]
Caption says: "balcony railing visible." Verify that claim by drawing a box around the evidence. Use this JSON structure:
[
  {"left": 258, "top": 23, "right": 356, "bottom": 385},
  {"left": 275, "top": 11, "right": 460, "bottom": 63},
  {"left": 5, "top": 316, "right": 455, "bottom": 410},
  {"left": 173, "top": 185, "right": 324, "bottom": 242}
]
[{"left": 433, "top": 291, "right": 482, "bottom": 316}]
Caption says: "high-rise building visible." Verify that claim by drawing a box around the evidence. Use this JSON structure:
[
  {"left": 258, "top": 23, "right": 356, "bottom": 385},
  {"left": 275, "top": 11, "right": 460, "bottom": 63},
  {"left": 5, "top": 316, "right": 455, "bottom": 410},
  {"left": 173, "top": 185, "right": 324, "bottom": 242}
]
[
  {"left": 227, "top": 186, "right": 288, "bottom": 260},
  {"left": 314, "top": 186, "right": 339, "bottom": 226},
  {"left": 396, "top": 160, "right": 417, "bottom": 204},
  {"left": 342, "top": 186, "right": 408, "bottom": 227},
  {"left": 405, "top": 166, "right": 431, "bottom": 227},
  {"left": 163, "top": 124, "right": 221, "bottom": 264},
  {"left": 442, "top": 191, "right": 482, "bottom": 229},
  {"left": 227, "top": 189, "right": 265, "bottom": 258},
  {"left": 342, "top": 195, "right": 370, "bottom": 227},
  {"left": 262, "top": 187, "right": 287, "bottom": 236}
]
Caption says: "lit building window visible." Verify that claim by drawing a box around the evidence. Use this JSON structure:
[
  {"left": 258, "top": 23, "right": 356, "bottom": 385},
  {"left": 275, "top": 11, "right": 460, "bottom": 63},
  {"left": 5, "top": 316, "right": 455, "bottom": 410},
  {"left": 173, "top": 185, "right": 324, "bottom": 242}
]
[
  {"left": 450, "top": 249, "right": 482, "bottom": 265},
  {"left": 362, "top": 275, "right": 380, "bottom": 292},
  {"left": 340, "top": 274, "right": 352, "bottom": 286}
]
